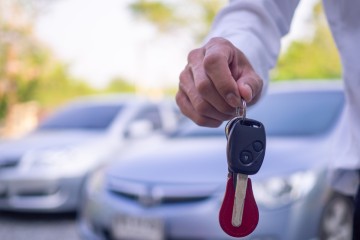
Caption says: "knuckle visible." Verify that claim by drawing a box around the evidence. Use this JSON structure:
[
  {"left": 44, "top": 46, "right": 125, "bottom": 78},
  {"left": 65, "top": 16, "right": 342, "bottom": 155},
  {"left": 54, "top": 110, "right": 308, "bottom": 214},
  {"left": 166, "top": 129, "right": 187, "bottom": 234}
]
[
  {"left": 175, "top": 91, "right": 183, "bottom": 105},
  {"left": 178, "top": 80, "right": 186, "bottom": 94},
  {"left": 217, "top": 84, "right": 232, "bottom": 95},
  {"left": 175, "top": 92, "right": 187, "bottom": 111},
  {"left": 210, "top": 121, "right": 223, "bottom": 128},
  {"left": 208, "top": 37, "right": 229, "bottom": 46},
  {"left": 193, "top": 117, "right": 220, "bottom": 128},
  {"left": 193, "top": 117, "right": 208, "bottom": 127},
  {"left": 196, "top": 79, "right": 211, "bottom": 95},
  {"left": 179, "top": 70, "right": 187, "bottom": 83},
  {"left": 203, "top": 52, "right": 223, "bottom": 70},
  {"left": 193, "top": 100, "right": 209, "bottom": 116},
  {"left": 187, "top": 48, "right": 202, "bottom": 63},
  {"left": 219, "top": 105, "right": 235, "bottom": 115}
]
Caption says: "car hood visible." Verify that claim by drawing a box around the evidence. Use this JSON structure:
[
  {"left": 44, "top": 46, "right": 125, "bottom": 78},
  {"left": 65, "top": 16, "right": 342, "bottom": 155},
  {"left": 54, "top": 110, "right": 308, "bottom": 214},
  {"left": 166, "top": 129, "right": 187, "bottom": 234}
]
[
  {"left": 107, "top": 135, "right": 330, "bottom": 184},
  {"left": 0, "top": 130, "right": 106, "bottom": 158}
]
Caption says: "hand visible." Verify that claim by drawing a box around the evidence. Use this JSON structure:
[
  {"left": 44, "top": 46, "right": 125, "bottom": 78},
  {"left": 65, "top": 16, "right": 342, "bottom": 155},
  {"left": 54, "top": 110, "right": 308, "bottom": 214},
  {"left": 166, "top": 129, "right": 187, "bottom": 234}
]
[{"left": 176, "top": 37, "right": 264, "bottom": 127}]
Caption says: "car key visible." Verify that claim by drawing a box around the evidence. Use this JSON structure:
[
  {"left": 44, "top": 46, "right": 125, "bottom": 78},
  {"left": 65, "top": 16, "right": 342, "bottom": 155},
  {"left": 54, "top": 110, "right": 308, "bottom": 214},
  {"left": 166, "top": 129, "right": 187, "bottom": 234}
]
[
  {"left": 232, "top": 172, "right": 248, "bottom": 227},
  {"left": 219, "top": 100, "right": 266, "bottom": 238},
  {"left": 228, "top": 116, "right": 265, "bottom": 228},
  {"left": 226, "top": 116, "right": 266, "bottom": 176}
]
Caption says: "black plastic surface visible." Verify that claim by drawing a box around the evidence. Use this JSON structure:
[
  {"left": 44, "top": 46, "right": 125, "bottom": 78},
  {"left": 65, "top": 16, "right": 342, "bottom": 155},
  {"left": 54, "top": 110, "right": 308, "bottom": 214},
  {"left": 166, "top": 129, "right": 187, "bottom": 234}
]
[{"left": 227, "top": 118, "right": 266, "bottom": 175}]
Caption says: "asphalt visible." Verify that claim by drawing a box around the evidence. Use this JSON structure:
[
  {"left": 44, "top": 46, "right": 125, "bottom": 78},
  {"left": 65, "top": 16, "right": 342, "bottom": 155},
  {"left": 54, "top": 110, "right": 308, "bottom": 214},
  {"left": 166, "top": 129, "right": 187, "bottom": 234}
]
[{"left": 0, "top": 211, "right": 80, "bottom": 240}]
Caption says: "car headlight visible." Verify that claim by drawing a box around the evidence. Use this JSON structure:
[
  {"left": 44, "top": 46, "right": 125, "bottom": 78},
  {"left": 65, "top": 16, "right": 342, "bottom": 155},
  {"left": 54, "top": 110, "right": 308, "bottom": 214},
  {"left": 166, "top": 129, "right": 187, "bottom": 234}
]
[
  {"left": 252, "top": 171, "right": 316, "bottom": 209},
  {"left": 86, "top": 166, "right": 106, "bottom": 195},
  {"left": 29, "top": 147, "right": 96, "bottom": 169}
]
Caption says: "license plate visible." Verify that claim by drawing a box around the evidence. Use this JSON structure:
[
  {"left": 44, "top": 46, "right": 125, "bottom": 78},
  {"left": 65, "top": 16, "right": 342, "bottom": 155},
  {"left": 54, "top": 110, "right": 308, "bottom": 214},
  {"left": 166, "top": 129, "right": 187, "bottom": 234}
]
[{"left": 112, "top": 215, "right": 164, "bottom": 240}]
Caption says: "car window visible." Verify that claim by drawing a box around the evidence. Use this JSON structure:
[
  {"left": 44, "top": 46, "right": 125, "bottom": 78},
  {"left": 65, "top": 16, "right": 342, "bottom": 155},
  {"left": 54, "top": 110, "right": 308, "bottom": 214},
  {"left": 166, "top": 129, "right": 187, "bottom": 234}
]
[
  {"left": 173, "top": 90, "right": 344, "bottom": 137},
  {"left": 251, "top": 91, "right": 344, "bottom": 136},
  {"left": 38, "top": 104, "right": 124, "bottom": 130},
  {"left": 133, "top": 105, "right": 163, "bottom": 130},
  {"left": 171, "top": 121, "right": 224, "bottom": 137}
]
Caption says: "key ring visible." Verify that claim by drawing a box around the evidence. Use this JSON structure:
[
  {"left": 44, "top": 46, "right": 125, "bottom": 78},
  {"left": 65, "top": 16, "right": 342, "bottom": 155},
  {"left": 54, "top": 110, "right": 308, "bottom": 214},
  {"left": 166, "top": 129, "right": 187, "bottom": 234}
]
[
  {"left": 236, "top": 98, "right": 246, "bottom": 121},
  {"left": 225, "top": 99, "right": 247, "bottom": 138}
]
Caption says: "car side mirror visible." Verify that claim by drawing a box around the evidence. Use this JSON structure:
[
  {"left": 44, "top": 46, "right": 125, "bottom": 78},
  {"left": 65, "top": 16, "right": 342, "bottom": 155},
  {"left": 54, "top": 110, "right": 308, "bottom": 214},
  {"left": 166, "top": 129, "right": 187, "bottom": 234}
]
[{"left": 125, "top": 120, "right": 154, "bottom": 139}]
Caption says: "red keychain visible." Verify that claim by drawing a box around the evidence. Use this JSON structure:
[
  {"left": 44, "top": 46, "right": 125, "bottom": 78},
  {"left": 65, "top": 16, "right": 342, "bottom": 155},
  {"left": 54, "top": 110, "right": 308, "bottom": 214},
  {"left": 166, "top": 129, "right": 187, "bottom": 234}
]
[
  {"left": 219, "top": 174, "right": 258, "bottom": 237},
  {"left": 219, "top": 103, "right": 266, "bottom": 237}
]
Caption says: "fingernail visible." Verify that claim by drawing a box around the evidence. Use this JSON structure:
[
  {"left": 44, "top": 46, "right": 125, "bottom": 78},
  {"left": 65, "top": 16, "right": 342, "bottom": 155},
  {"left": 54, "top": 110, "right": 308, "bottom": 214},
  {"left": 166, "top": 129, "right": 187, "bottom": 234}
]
[
  {"left": 243, "top": 84, "right": 253, "bottom": 101},
  {"left": 226, "top": 93, "right": 241, "bottom": 107}
]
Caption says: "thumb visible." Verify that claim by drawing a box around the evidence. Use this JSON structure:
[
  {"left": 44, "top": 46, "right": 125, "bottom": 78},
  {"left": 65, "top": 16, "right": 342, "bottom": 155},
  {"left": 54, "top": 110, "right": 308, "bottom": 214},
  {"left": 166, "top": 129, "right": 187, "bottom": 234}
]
[{"left": 236, "top": 71, "right": 263, "bottom": 105}]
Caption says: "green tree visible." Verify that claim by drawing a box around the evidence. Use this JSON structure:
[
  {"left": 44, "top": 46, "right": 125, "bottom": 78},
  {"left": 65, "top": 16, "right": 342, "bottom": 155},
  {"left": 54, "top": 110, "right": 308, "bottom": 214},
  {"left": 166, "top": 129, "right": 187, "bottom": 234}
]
[
  {"left": 127, "top": 0, "right": 226, "bottom": 96},
  {"left": 129, "top": 0, "right": 341, "bottom": 85},
  {"left": 0, "top": 0, "right": 96, "bottom": 119},
  {"left": 128, "top": 0, "right": 226, "bottom": 41},
  {"left": 271, "top": 2, "right": 341, "bottom": 81},
  {"left": 129, "top": 0, "right": 184, "bottom": 32},
  {"left": 104, "top": 77, "right": 136, "bottom": 93}
]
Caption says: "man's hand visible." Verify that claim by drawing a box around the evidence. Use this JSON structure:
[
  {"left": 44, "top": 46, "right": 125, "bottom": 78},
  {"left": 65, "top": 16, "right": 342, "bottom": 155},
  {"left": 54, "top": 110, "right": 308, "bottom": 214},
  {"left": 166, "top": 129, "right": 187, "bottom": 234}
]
[{"left": 176, "top": 37, "right": 263, "bottom": 127}]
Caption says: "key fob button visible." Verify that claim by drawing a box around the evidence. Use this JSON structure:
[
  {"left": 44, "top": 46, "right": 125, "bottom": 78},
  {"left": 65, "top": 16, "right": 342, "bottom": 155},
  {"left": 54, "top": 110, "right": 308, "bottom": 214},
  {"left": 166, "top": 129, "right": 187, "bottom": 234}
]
[
  {"left": 252, "top": 141, "right": 263, "bottom": 152},
  {"left": 240, "top": 151, "right": 253, "bottom": 165}
]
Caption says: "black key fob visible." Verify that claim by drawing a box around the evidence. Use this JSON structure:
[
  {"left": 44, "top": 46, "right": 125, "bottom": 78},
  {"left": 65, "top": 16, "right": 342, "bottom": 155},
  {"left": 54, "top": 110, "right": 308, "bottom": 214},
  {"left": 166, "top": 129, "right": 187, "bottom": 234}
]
[{"left": 227, "top": 118, "right": 266, "bottom": 175}]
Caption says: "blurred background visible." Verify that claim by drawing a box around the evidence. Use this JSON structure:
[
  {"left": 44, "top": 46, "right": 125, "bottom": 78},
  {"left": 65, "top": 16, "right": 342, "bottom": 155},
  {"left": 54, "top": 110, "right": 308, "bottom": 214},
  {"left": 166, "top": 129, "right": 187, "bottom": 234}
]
[
  {"left": 0, "top": 0, "right": 340, "bottom": 139},
  {"left": 0, "top": 0, "right": 345, "bottom": 240}
]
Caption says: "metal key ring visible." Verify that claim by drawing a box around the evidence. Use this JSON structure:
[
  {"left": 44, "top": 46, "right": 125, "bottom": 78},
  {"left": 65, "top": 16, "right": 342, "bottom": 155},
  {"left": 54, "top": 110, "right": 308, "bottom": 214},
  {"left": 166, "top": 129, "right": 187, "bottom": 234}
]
[
  {"left": 225, "top": 99, "right": 247, "bottom": 138},
  {"left": 236, "top": 99, "right": 246, "bottom": 121}
]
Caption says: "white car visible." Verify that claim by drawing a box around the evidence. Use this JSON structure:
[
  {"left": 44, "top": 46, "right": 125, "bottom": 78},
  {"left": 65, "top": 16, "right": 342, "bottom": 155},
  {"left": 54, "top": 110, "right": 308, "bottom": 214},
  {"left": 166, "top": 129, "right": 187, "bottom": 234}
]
[{"left": 0, "top": 95, "right": 180, "bottom": 213}]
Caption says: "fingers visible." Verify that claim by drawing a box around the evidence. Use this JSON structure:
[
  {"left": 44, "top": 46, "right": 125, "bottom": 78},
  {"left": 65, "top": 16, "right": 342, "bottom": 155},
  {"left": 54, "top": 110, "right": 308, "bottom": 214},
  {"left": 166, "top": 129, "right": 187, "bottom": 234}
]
[
  {"left": 176, "top": 37, "right": 264, "bottom": 127},
  {"left": 189, "top": 48, "right": 235, "bottom": 115},
  {"left": 176, "top": 88, "right": 223, "bottom": 128},
  {"left": 177, "top": 64, "right": 233, "bottom": 127},
  {"left": 203, "top": 41, "right": 242, "bottom": 108},
  {"left": 236, "top": 69, "right": 263, "bottom": 105}
]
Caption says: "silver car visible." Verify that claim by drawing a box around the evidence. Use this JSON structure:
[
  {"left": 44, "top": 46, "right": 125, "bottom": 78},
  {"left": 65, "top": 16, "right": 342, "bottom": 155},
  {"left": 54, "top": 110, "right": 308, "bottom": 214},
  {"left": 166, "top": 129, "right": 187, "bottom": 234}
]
[
  {"left": 79, "top": 82, "right": 354, "bottom": 240},
  {"left": 0, "top": 95, "right": 180, "bottom": 213}
]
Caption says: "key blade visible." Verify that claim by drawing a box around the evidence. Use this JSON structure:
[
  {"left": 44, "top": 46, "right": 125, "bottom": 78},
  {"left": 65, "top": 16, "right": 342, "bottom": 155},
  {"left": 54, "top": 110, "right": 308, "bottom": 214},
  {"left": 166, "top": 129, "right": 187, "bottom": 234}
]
[{"left": 232, "top": 173, "right": 248, "bottom": 227}]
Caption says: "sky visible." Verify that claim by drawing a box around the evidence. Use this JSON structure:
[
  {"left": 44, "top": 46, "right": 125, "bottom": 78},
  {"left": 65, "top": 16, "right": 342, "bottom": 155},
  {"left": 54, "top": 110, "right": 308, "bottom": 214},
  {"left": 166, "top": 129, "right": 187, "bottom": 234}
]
[{"left": 34, "top": 0, "right": 317, "bottom": 89}]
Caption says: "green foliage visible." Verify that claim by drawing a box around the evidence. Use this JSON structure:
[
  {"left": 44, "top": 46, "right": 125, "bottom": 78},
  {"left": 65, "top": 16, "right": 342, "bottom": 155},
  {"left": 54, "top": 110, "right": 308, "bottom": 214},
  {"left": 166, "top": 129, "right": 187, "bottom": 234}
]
[
  {"left": 129, "top": 0, "right": 341, "bottom": 82},
  {"left": 190, "top": 0, "right": 226, "bottom": 41},
  {"left": 129, "top": 0, "right": 184, "bottom": 32},
  {"left": 128, "top": 0, "right": 226, "bottom": 41},
  {"left": 104, "top": 77, "right": 136, "bottom": 93},
  {"left": 0, "top": 0, "right": 344, "bottom": 124},
  {"left": 0, "top": 98, "right": 8, "bottom": 119},
  {"left": 271, "top": 2, "right": 341, "bottom": 81},
  {"left": 0, "top": 0, "right": 97, "bottom": 120},
  {"left": 31, "top": 63, "right": 97, "bottom": 107}
]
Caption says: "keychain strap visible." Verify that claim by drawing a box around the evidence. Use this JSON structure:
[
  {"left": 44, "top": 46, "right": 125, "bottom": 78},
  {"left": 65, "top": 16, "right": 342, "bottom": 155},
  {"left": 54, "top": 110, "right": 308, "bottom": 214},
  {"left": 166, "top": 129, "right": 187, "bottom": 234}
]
[{"left": 219, "top": 174, "right": 259, "bottom": 237}]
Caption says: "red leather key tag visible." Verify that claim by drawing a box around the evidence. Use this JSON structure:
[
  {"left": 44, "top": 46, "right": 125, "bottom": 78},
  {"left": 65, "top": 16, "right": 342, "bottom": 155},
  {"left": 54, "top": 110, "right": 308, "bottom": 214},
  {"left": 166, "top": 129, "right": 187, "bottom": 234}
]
[{"left": 219, "top": 174, "right": 259, "bottom": 237}]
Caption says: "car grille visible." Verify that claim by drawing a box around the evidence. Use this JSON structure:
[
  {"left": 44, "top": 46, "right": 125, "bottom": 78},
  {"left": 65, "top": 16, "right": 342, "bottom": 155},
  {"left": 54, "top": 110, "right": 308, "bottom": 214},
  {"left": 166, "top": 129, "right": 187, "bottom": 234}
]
[
  {"left": 107, "top": 178, "right": 219, "bottom": 206},
  {"left": 109, "top": 190, "right": 210, "bottom": 205},
  {"left": 0, "top": 157, "right": 20, "bottom": 170}
]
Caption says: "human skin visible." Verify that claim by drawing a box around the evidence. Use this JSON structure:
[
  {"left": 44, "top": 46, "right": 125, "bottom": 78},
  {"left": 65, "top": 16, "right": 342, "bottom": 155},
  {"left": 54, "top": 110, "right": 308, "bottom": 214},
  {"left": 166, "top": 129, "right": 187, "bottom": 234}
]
[{"left": 176, "top": 37, "right": 264, "bottom": 127}]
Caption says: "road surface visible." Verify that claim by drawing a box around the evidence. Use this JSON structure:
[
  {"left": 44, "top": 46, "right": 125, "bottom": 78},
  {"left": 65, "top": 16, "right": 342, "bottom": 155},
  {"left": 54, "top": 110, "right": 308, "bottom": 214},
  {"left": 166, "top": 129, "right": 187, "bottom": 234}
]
[{"left": 0, "top": 211, "right": 80, "bottom": 240}]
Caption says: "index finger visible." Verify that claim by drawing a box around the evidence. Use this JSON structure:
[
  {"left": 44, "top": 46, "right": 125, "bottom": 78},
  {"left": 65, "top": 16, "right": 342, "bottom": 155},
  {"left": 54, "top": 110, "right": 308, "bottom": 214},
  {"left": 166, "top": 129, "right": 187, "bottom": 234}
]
[{"left": 203, "top": 43, "right": 241, "bottom": 108}]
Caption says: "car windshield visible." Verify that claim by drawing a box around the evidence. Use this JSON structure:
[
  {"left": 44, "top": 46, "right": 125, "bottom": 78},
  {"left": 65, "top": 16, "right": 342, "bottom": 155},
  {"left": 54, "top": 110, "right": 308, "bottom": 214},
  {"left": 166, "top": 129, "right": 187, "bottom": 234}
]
[
  {"left": 173, "top": 90, "right": 344, "bottom": 137},
  {"left": 37, "top": 104, "right": 124, "bottom": 130}
]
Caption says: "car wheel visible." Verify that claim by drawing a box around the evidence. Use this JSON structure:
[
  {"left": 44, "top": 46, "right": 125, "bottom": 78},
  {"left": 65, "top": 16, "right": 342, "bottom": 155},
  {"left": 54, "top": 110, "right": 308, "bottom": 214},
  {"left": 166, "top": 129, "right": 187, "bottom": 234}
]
[{"left": 319, "top": 192, "right": 354, "bottom": 240}]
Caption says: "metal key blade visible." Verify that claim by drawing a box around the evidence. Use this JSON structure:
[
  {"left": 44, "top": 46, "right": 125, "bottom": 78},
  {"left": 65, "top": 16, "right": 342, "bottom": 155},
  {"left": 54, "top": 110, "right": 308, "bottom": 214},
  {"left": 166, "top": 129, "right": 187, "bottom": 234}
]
[{"left": 232, "top": 173, "right": 248, "bottom": 227}]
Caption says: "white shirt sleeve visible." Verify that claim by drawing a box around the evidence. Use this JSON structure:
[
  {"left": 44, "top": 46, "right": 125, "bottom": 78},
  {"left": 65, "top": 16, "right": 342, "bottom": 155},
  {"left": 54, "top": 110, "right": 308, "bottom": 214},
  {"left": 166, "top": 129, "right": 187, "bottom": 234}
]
[{"left": 205, "top": 0, "right": 300, "bottom": 93}]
